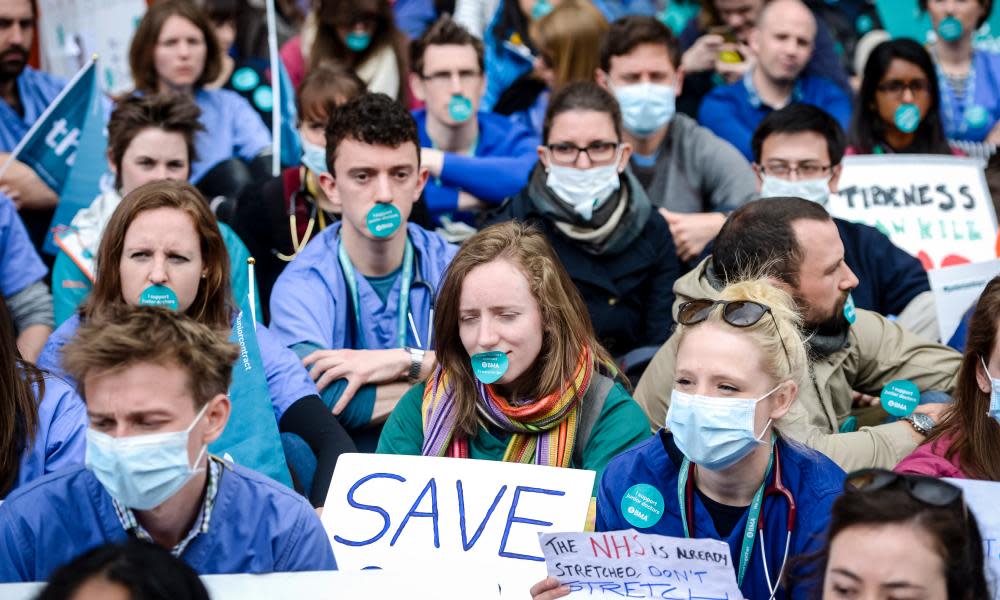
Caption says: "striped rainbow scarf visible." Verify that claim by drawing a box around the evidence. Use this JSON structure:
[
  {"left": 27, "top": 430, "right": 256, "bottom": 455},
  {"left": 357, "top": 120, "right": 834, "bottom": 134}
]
[{"left": 421, "top": 349, "right": 593, "bottom": 468}]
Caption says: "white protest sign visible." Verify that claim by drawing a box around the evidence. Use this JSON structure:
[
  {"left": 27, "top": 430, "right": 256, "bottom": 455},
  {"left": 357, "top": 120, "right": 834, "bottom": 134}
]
[
  {"left": 539, "top": 530, "right": 742, "bottom": 599},
  {"left": 927, "top": 259, "right": 1000, "bottom": 342},
  {"left": 829, "top": 155, "right": 998, "bottom": 270},
  {"left": 945, "top": 478, "right": 1000, "bottom": 599},
  {"left": 322, "top": 453, "right": 595, "bottom": 599}
]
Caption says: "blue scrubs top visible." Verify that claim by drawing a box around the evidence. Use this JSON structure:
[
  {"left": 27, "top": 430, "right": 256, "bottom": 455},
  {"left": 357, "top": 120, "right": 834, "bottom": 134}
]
[
  {"left": 269, "top": 222, "right": 457, "bottom": 352},
  {"left": 596, "top": 431, "right": 845, "bottom": 600},
  {"left": 938, "top": 49, "right": 1000, "bottom": 143},
  {"left": 38, "top": 315, "right": 316, "bottom": 422},
  {"left": 190, "top": 88, "right": 271, "bottom": 184},
  {"left": 0, "top": 192, "right": 47, "bottom": 297},
  {"left": 13, "top": 374, "right": 86, "bottom": 495},
  {"left": 0, "top": 67, "right": 65, "bottom": 153},
  {"left": 0, "top": 462, "right": 336, "bottom": 582}
]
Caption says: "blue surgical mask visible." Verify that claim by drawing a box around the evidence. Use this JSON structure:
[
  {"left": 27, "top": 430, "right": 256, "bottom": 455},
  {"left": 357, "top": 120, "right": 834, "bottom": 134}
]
[
  {"left": 85, "top": 404, "right": 209, "bottom": 510},
  {"left": 345, "top": 31, "right": 372, "bottom": 52},
  {"left": 614, "top": 83, "right": 676, "bottom": 137},
  {"left": 981, "top": 356, "right": 1000, "bottom": 423},
  {"left": 760, "top": 174, "right": 832, "bottom": 205},
  {"left": 301, "top": 138, "right": 329, "bottom": 175},
  {"left": 545, "top": 148, "right": 622, "bottom": 220},
  {"left": 667, "top": 386, "right": 779, "bottom": 471}
]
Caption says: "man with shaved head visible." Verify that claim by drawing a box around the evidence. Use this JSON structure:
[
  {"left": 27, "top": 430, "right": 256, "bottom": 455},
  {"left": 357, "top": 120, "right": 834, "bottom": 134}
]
[{"left": 696, "top": 0, "right": 852, "bottom": 160}]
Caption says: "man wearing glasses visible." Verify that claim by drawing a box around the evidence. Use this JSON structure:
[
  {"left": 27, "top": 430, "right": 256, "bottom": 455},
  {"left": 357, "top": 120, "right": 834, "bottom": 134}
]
[{"left": 410, "top": 15, "right": 539, "bottom": 230}]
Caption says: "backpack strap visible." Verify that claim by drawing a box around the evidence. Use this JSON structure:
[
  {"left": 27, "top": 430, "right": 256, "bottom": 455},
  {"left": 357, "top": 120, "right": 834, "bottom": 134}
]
[{"left": 572, "top": 373, "right": 614, "bottom": 468}]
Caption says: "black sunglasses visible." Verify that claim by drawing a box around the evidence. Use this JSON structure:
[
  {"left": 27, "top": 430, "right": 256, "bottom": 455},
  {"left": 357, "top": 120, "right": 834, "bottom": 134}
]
[
  {"left": 677, "top": 299, "right": 792, "bottom": 371},
  {"left": 846, "top": 469, "right": 963, "bottom": 507}
]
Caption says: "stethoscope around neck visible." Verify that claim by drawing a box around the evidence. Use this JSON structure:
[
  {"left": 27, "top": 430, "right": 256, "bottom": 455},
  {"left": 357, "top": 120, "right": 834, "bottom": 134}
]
[{"left": 277, "top": 168, "right": 331, "bottom": 262}]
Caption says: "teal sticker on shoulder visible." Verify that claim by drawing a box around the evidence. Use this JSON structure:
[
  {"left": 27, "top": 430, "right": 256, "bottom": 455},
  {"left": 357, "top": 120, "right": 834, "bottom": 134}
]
[
  {"left": 895, "top": 103, "right": 921, "bottom": 134},
  {"left": 621, "top": 483, "right": 663, "bottom": 528},
  {"left": 253, "top": 85, "right": 273, "bottom": 112},
  {"left": 881, "top": 379, "right": 920, "bottom": 417},
  {"left": 231, "top": 67, "right": 259, "bottom": 92},
  {"left": 938, "top": 16, "right": 964, "bottom": 42},
  {"left": 966, "top": 104, "right": 989, "bottom": 128},
  {"left": 138, "top": 284, "right": 178, "bottom": 310},
  {"left": 843, "top": 293, "right": 857, "bottom": 325},
  {"left": 448, "top": 95, "right": 474, "bottom": 123},
  {"left": 855, "top": 14, "right": 874, "bottom": 35},
  {"left": 365, "top": 204, "right": 402, "bottom": 238},
  {"left": 470, "top": 351, "right": 509, "bottom": 384}
]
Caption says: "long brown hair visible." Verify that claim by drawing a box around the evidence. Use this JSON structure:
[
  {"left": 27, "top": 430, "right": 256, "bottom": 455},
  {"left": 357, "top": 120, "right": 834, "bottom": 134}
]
[
  {"left": 530, "top": 0, "right": 608, "bottom": 91},
  {"left": 0, "top": 296, "right": 45, "bottom": 497},
  {"left": 928, "top": 275, "right": 1000, "bottom": 480},
  {"left": 433, "top": 221, "right": 616, "bottom": 437},
  {"left": 129, "top": 0, "right": 222, "bottom": 93},
  {"left": 85, "top": 180, "right": 232, "bottom": 329}
]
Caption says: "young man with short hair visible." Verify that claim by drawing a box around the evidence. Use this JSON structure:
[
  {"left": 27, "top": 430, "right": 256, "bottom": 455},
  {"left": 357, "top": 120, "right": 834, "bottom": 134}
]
[
  {"left": 269, "top": 93, "right": 457, "bottom": 441},
  {"left": 596, "top": 16, "right": 756, "bottom": 262},
  {"left": 0, "top": 307, "right": 335, "bottom": 582}
]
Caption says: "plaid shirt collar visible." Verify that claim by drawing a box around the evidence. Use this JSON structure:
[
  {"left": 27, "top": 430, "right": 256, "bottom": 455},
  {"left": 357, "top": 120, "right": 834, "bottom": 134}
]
[{"left": 743, "top": 67, "right": 805, "bottom": 109}]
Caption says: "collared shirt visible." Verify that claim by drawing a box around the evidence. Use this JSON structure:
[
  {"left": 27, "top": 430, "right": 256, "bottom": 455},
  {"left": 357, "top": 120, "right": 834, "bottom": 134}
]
[
  {"left": 741, "top": 67, "right": 805, "bottom": 110},
  {"left": 112, "top": 457, "right": 224, "bottom": 557}
]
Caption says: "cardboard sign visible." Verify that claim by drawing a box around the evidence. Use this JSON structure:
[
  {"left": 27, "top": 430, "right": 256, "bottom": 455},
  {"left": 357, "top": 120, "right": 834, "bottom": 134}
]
[
  {"left": 321, "top": 454, "right": 595, "bottom": 599},
  {"left": 539, "top": 530, "right": 742, "bottom": 599},
  {"left": 928, "top": 259, "right": 1000, "bottom": 343},
  {"left": 945, "top": 478, "right": 1000, "bottom": 599},
  {"left": 829, "top": 155, "right": 999, "bottom": 270}
]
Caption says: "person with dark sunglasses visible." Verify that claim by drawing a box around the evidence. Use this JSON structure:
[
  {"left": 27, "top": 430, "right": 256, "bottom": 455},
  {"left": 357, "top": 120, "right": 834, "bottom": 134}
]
[
  {"left": 815, "top": 469, "right": 988, "bottom": 599},
  {"left": 531, "top": 278, "right": 846, "bottom": 600}
]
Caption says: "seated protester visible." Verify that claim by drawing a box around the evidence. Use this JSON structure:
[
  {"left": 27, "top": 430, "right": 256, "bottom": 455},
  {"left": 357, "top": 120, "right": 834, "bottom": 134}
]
[
  {"left": 42, "top": 181, "right": 353, "bottom": 508},
  {"left": 129, "top": 1, "right": 271, "bottom": 195},
  {"left": 923, "top": 0, "right": 1000, "bottom": 144},
  {"left": 230, "top": 65, "right": 365, "bottom": 322},
  {"left": 0, "top": 295, "right": 84, "bottom": 498},
  {"left": 269, "top": 93, "right": 457, "bottom": 445},
  {"left": 51, "top": 94, "right": 259, "bottom": 327},
  {"left": 596, "top": 16, "right": 757, "bottom": 263},
  {"left": 203, "top": 0, "right": 272, "bottom": 128},
  {"left": 752, "top": 104, "right": 937, "bottom": 340},
  {"left": 377, "top": 221, "right": 650, "bottom": 491},
  {"left": 485, "top": 82, "right": 679, "bottom": 376},
  {"left": 532, "top": 280, "right": 845, "bottom": 600},
  {"left": 697, "top": 0, "right": 852, "bottom": 162},
  {"left": 0, "top": 307, "right": 336, "bottom": 582},
  {"left": 36, "top": 539, "right": 210, "bottom": 600},
  {"left": 634, "top": 198, "right": 961, "bottom": 472},
  {"left": 279, "top": 0, "right": 409, "bottom": 101},
  {"left": 815, "top": 470, "right": 988, "bottom": 599},
  {"left": 896, "top": 276, "right": 1000, "bottom": 479},
  {"left": 479, "top": 0, "right": 549, "bottom": 112},
  {"left": 410, "top": 15, "right": 540, "bottom": 227},
  {"left": 675, "top": 0, "right": 849, "bottom": 118},
  {"left": 0, "top": 191, "right": 52, "bottom": 362},
  {"left": 849, "top": 39, "right": 959, "bottom": 155}
]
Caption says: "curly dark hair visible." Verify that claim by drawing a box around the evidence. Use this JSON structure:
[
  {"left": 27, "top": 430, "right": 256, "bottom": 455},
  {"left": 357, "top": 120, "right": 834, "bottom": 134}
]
[{"left": 323, "top": 92, "right": 420, "bottom": 174}]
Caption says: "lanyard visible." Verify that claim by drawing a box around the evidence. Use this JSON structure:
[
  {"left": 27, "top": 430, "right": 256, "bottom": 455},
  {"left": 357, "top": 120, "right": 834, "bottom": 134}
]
[
  {"left": 677, "top": 438, "right": 776, "bottom": 587},
  {"left": 338, "top": 236, "right": 414, "bottom": 349},
  {"left": 935, "top": 48, "right": 978, "bottom": 136}
]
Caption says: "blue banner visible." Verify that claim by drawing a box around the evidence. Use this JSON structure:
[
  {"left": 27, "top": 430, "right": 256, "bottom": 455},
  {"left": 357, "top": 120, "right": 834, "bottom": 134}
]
[{"left": 277, "top": 60, "right": 302, "bottom": 168}]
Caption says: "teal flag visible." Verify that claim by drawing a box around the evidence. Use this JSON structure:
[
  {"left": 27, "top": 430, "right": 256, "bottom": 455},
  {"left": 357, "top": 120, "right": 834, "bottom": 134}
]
[
  {"left": 210, "top": 305, "right": 294, "bottom": 488},
  {"left": 277, "top": 59, "right": 302, "bottom": 168}
]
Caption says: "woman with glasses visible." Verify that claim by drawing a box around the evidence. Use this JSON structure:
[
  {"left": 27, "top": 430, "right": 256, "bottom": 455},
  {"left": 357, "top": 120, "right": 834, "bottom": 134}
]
[
  {"left": 485, "top": 81, "right": 679, "bottom": 381},
  {"left": 817, "top": 470, "right": 988, "bottom": 599},
  {"left": 896, "top": 275, "right": 1000, "bottom": 479},
  {"left": 532, "top": 278, "right": 846, "bottom": 600},
  {"left": 848, "top": 39, "right": 957, "bottom": 155}
]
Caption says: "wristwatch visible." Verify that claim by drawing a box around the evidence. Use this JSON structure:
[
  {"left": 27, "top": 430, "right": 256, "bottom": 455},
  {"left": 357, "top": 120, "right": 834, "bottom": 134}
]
[
  {"left": 903, "top": 413, "right": 935, "bottom": 436},
  {"left": 406, "top": 347, "right": 425, "bottom": 381}
]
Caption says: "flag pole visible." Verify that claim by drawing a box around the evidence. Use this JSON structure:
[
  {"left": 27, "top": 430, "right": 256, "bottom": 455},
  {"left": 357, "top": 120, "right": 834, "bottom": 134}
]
[{"left": 266, "top": 0, "right": 281, "bottom": 177}]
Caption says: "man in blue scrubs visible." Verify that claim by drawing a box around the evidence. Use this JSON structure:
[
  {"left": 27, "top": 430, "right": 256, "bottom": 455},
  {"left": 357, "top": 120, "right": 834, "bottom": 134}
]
[
  {"left": 270, "top": 93, "right": 456, "bottom": 440},
  {"left": 0, "top": 308, "right": 336, "bottom": 582},
  {"left": 410, "top": 15, "right": 539, "bottom": 228}
]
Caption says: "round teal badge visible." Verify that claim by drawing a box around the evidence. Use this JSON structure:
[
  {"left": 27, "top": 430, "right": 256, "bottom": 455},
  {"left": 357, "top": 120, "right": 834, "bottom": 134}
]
[
  {"left": 365, "top": 204, "right": 402, "bottom": 238},
  {"left": 855, "top": 14, "right": 874, "bottom": 35},
  {"left": 938, "top": 16, "right": 964, "bottom": 42},
  {"left": 253, "top": 85, "right": 273, "bottom": 112},
  {"left": 448, "top": 95, "right": 474, "bottom": 123},
  {"left": 881, "top": 379, "right": 920, "bottom": 417},
  {"left": 621, "top": 483, "right": 664, "bottom": 528},
  {"left": 470, "top": 351, "right": 509, "bottom": 384},
  {"left": 231, "top": 67, "right": 260, "bottom": 92},
  {"left": 531, "top": 0, "right": 554, "bottom": 19},
  {"left": 346, "top": 32, "right": 372, "bottom": 52},
  {"left": 966, "top": 105, "right": 989, "bottom": 129},
  {"left": 843, "top": 293, "right": 857, "bottom": 325},
  {"left": 895, "top": 103, "right": 921, "bottom": 134},
  {"left": 138, "top": 284, "right": 178, "bottom": 310}
]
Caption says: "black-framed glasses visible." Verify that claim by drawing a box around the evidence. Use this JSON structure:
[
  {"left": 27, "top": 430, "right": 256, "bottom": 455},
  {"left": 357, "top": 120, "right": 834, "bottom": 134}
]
[
  {"left": 420, "top": 69, "right": 482, "bottom": 86},
  {"left": 677, "top": 299, "right": 792, "bottom": 371},
  {"left": 846, "top": 469, "right": 963, "bottom": 507},
  {"left": 546, "top": 141, "right": 619, "bottom": 166},
  {"left": 876, "top": 78, "right": 931, "bottom": 98},
  {"left": 758, "top": 162, "right": 833, "bottom": 178}
]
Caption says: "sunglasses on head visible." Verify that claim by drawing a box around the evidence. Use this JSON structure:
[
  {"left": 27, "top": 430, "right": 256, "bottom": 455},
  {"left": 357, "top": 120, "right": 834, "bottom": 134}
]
[
  {"left": 845, "top": 469, "right": 963, "bottom": 507},
  {"left": 677, "top": 299, "right": 792, "bottom": 370}
]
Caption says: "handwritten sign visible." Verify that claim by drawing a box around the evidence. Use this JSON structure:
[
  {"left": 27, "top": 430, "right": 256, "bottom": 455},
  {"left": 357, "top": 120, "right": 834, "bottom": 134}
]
[
  {"left": 321, "top": 453, "right": 595, "bottom": 599},
  {"left": 829, "top": 155, "right": 998, "bottom": 270},
  {"left": 928, "top": 259, "right": 1000, "bottom": 343},
  {"left": 945, "top": 478, "right": 1000, "bottom": 599},
  {"left": 539, "top": 530, "right": 742, "bottom": 599}
]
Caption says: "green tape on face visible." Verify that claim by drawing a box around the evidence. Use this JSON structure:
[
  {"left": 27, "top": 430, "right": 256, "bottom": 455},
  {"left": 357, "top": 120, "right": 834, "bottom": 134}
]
[
  {"left": 881, "top": 379, "right": 920, "bottom": 417},
  {"left": 470, "top": 351, "right": 509, "bottom": 384},
  {"left": 895, "top": 103, "right": 921, "bottom": 134},
  {"left": 843, "top": 293, "right": 857, "bottom": 325},
  {"left": 938, "top": 16, "right": 963, "bottom": 42},
  {"left": 448, "top": 95, "right": 474, "bottom": 123},
  {"left": 365, "top": 204, "right": 402, "bottom": 238},
  {"left": 620, "top": 483, "right": 664, "bottom": 528},
  {"left": 138, "top": 284, "right": 178, "bottom": 310}
]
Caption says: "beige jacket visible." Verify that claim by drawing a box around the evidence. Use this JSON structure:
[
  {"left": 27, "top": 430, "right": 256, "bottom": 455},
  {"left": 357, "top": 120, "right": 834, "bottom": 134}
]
[{"left": 634, "top": 257, "right": 962, "bottom": 472}]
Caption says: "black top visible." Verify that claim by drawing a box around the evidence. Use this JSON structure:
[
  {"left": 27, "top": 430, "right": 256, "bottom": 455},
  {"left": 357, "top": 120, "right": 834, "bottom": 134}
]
[{"left": 695, "top": 488, "right": 749, "bottom": 539}]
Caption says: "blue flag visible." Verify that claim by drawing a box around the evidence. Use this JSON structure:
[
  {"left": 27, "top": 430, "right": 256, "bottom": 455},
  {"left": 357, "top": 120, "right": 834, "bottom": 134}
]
[
  {"left": 209, "top": 305, "right": 294, "bottom": 488},
  {"left": 276, "top": 59, "right": 302, "bottom": 168}
]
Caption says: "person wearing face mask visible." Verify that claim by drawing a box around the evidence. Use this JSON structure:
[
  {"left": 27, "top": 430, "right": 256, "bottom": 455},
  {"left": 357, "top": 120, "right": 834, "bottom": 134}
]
[
  {"left": 531, "top": 279, "right": 845, "bottom": 600},
  {"left": 896, "top": 276, "right": 1000, "bottom": 479},
  {"left": 0, "top": 307, "right": 336, "bottom": 582},
  {"left": 377, "top": 221, "right": 650, "bottom": 493},
  {"left": 595, "top": 16, "right": 757, "bottom": 264},
  {"left": 752, "top": 104, "right": 936, "bottom": 341},
  {"left": 485, "top": 82, "right": 679, "bottom": 380}
]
